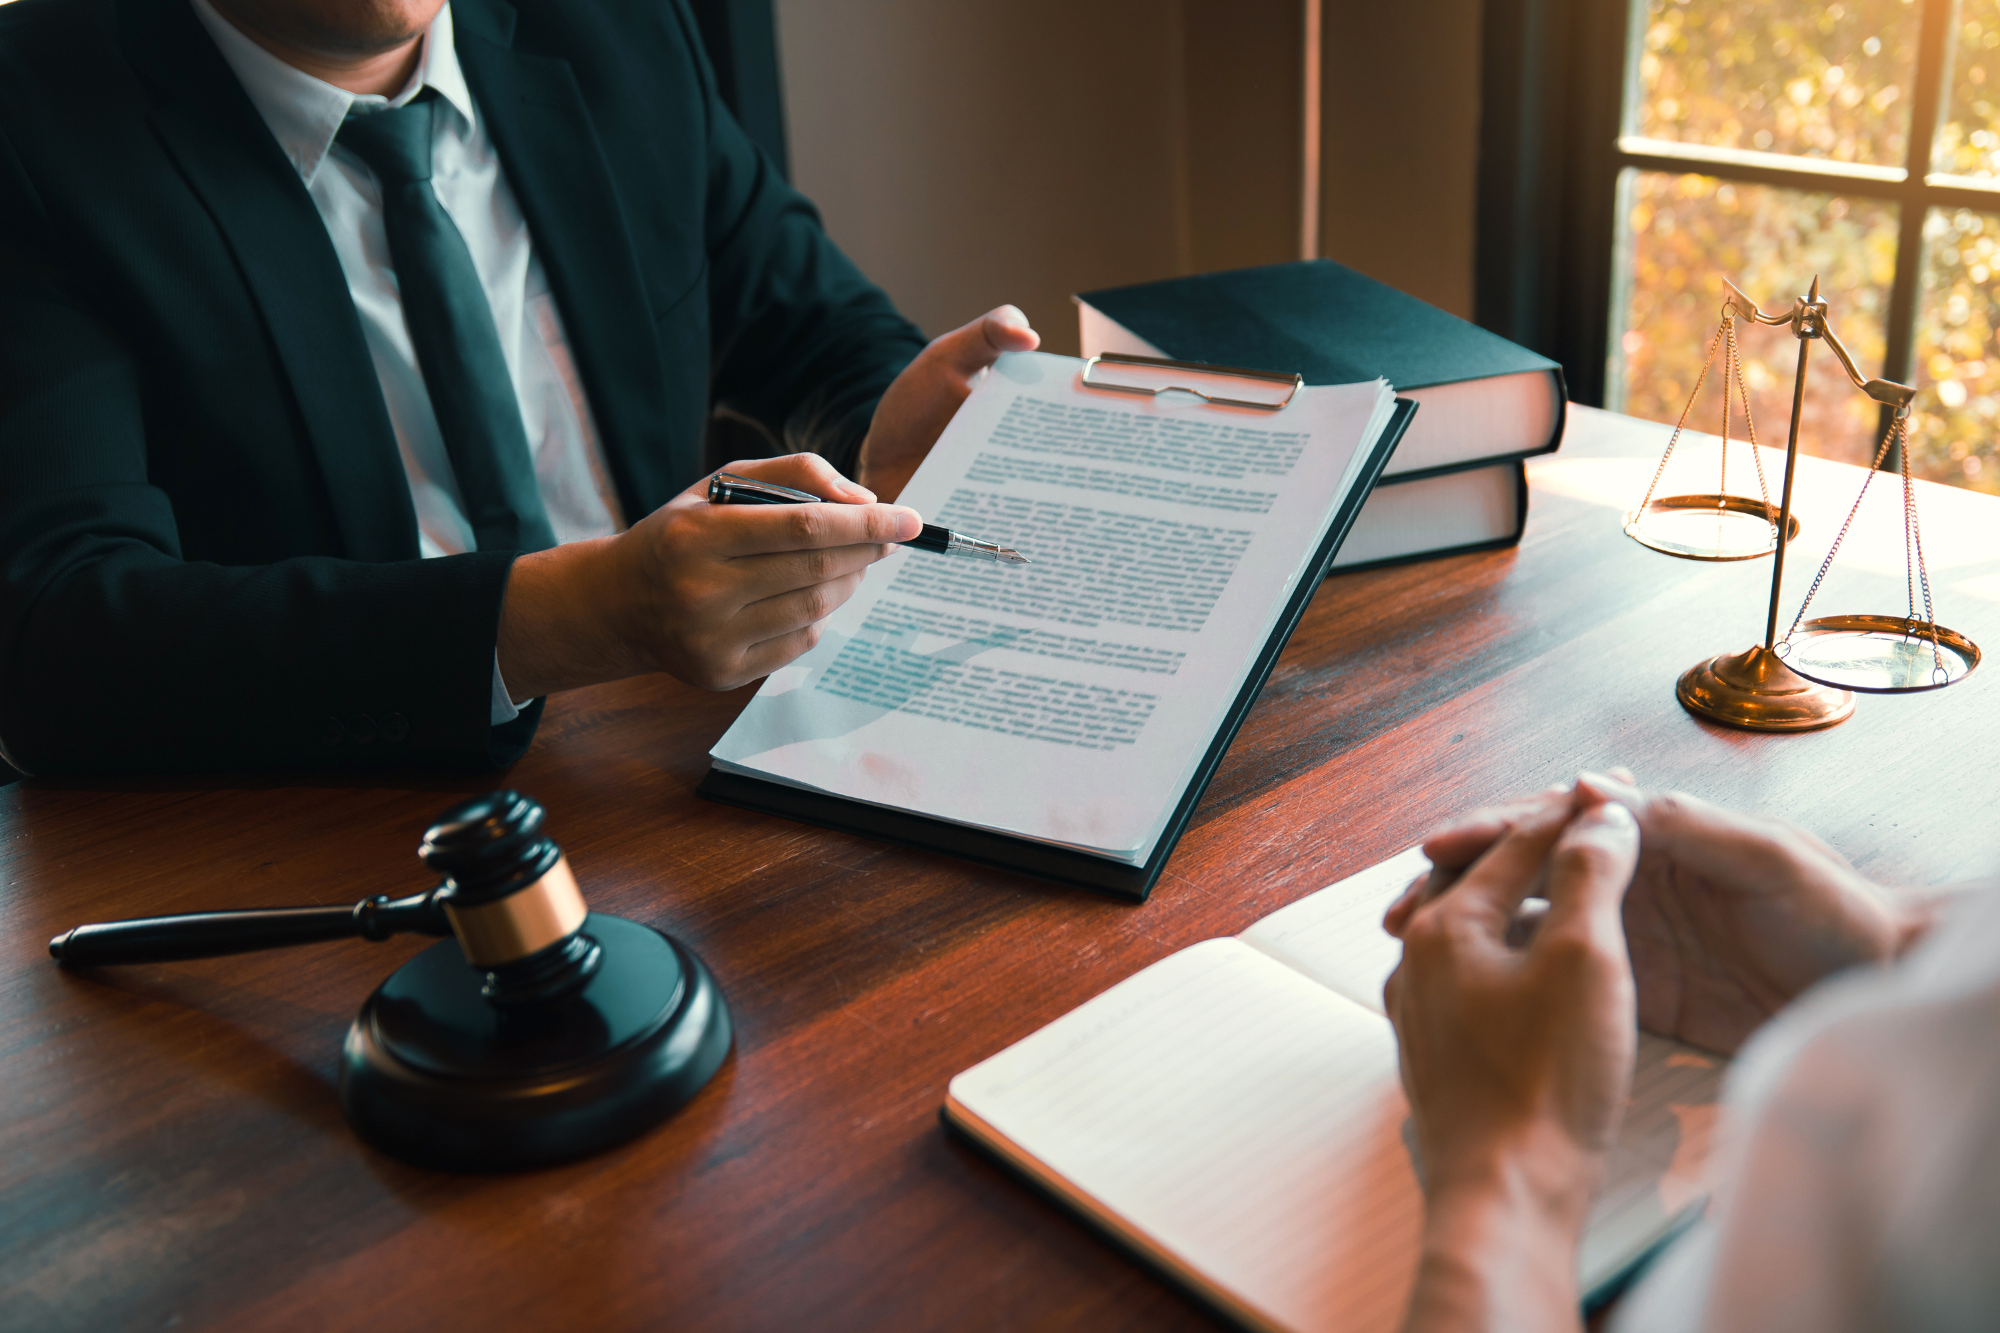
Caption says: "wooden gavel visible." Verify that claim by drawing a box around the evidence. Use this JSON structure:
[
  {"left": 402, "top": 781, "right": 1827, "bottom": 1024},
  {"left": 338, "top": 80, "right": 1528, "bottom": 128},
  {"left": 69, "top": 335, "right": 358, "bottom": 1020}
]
[
  {"left": 49, "top": 790, "right": 732, "bottom": 1170},
  {"left": 51, "top": 884, "right": 457, "bottom": 965}
]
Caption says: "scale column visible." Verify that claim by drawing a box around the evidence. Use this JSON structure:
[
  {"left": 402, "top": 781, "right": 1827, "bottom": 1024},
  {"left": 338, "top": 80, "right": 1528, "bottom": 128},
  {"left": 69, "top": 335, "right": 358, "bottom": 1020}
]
[{"left": 1764, "top": 298, "right": 1814, "bottom": 650}]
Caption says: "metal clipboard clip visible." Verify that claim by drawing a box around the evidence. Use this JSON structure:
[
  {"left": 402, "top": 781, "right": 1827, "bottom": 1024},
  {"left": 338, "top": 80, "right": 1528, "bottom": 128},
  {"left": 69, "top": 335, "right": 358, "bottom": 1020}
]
[{"left": 1079, "top": 352, "right": 1304, "bottom": 410}]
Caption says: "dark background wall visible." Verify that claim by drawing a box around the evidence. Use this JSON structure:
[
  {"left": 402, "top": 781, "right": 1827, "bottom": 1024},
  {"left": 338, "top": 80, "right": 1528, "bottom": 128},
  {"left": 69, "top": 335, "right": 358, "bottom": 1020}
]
[{"left": 774, "top": 0, "right": 1484, "bottom": 353}]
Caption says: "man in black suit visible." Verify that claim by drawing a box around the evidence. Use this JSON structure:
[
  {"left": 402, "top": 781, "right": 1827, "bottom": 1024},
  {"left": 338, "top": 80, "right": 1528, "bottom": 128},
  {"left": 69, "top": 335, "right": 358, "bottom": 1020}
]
[{"left": 0, "top": 0, "right": 1038, "bottom": 777}]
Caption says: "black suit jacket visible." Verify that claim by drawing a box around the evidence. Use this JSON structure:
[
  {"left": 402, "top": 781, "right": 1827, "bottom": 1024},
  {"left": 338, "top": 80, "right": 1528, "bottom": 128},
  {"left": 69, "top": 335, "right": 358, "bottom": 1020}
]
[{"left": 0, "top": 0, "right": 926, "bottom": 777}]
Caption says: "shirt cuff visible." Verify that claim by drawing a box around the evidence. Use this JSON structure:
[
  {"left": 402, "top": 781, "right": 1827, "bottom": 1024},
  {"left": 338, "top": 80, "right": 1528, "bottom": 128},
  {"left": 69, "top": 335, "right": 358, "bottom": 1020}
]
[{"left": 490, "top": 650, "right": 522, "bottom": 726}]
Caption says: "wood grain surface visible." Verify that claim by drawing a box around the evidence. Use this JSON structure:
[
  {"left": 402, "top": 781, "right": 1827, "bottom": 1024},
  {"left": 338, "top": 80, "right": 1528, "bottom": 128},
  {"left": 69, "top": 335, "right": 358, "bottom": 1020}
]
[{"left": 3, "top": 407, "right": 1996, "bottom": 1333}]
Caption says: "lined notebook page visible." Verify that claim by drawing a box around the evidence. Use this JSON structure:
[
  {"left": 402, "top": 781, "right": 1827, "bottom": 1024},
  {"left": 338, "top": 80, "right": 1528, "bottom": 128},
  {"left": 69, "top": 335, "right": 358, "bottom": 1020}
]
[
  {"left": 1240, "top": 847, "right": 1726, "bottom": 1287},
  {"left": 948, "top": 852, "right": 1730, "bottom": 1329},
  {"left": 1239, "top": 845, "right": 1431, "bottom": 1012},
  {"left": 947, "top": 938, "right": 1422, "bottom": 1333}
]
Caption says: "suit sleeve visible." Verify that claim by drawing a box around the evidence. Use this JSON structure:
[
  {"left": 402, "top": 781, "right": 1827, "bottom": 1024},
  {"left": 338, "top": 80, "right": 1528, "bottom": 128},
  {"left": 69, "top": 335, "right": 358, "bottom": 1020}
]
[
  {"left": 672, "top": 1, "right": 929, "bottom": 474},
  {"left": 0, "top": 128, "right": 536, "bottom": 779}
]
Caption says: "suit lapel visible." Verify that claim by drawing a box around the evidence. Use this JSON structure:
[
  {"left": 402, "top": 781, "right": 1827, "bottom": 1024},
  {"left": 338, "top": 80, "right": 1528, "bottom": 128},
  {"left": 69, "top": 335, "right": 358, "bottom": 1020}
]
[
  {"left": 118, "top": 0, "right": 418, "bottom": 563},
  {"left": 455, "top": 0, "right": 675, "bottom": 518}
]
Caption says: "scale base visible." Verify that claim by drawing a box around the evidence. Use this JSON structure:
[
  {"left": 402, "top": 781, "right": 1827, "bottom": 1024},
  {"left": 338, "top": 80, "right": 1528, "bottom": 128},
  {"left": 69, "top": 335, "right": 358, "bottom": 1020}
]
[
  {"left": 1676, "top": 644, "right": 1856, "bottom": 732},
  {"left": 339, "top": 914, "right": 731, "bottom": 1172}
]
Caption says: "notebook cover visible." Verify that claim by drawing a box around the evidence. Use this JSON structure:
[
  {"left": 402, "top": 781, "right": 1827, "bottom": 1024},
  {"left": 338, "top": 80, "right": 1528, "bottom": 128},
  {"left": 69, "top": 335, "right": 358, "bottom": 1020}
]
[
  {"left": 696, "top": 397, "right": 1418, "bottom": 902},
  {"left": 1327, "top": 461, "right": 1528, "bottom": 576}
]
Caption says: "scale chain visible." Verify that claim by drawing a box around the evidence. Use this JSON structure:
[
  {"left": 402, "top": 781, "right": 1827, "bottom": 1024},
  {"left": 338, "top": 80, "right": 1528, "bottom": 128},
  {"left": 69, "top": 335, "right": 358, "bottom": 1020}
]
[
  {"left": 1635, "top": 316, "right": 1729, "bottom": 516},
  {"left": 1726, "top": 316, "right": 1776, "bottom": 515},
  {"left": 1899, "top": 417, "right": 1945, "bottom": 677},
  {"left": 1718, "top": 317, "right": 1732, "bottom": 492},
  {"left": 1782, "top": 412, "right": 1944, "bottom": 677},
  {"left": 1633, "top": 307, "right": 1778, "bottom": 545},
  {"left": 1784, "top": 415, "right": 1896, "bottom": 643}
]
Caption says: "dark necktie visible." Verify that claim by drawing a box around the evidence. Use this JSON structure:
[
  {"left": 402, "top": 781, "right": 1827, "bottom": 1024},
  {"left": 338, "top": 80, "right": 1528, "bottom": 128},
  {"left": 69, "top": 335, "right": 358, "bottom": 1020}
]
[{"left": 338, "top": 95, "right": 558, "bottom": 553}]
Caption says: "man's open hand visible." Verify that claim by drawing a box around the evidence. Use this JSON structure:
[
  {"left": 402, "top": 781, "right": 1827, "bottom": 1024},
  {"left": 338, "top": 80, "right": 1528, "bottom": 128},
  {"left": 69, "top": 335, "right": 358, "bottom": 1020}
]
[
  {"left": 855, "top": 305, "right": 1040, "bottom": 501},
  {"left": 496, "top": 453, "right": 918, "bottom": 699}
]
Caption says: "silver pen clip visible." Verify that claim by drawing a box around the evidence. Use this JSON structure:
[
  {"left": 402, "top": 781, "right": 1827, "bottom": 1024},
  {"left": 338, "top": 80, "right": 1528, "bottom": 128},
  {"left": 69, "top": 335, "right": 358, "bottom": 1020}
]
[{"left": 707, "top": 472, "right": 825, "bottom": 505}]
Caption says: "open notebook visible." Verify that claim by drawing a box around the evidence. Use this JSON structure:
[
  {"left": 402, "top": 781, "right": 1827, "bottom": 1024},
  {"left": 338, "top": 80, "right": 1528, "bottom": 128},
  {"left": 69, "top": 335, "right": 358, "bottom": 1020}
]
[
  {"left": 945, "top": 848, "right": 1725, "bottom": 1333},
  {"left": 702, "top": 351, "right": 1410, "bottom": 898}
]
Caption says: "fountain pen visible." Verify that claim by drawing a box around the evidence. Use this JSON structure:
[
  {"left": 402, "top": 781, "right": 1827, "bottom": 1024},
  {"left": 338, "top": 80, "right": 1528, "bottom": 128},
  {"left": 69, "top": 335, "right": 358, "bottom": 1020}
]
[{"left": 706, "top": 472, "right": 1032, "bottom": 565}]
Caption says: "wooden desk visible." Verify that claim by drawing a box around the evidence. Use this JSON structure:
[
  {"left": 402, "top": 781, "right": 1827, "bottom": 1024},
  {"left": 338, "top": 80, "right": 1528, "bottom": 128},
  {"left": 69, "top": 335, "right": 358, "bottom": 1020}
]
[{"left": 4, "top": 408, "right": 1997, "bottom": 1332}]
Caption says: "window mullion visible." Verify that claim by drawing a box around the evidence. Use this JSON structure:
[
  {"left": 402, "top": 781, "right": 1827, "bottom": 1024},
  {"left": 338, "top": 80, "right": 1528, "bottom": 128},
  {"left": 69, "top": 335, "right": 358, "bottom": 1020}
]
[{"left": 1880, "top": 0, "right": 1958, "bottom": 449}]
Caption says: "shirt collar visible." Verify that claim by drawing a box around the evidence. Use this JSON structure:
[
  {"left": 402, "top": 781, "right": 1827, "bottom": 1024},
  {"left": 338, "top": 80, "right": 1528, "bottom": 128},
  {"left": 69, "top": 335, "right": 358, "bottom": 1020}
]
[{"left": 189, "top": 0, "right": 477, "bottom": 185}]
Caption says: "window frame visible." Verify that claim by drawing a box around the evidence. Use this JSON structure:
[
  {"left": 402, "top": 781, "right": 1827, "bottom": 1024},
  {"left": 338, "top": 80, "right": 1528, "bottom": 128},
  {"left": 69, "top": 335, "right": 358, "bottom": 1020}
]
[{"left": 1479, "top": 0, "right": 1984, "bottom": 463}]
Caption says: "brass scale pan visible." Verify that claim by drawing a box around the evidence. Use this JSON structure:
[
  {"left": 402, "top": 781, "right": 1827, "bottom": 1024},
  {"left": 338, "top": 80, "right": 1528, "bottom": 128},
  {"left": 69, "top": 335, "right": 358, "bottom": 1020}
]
[
  {"left": 1627, "top": 495, "right": 1980, "bottom": 695},
  {"left": 1624, "top": 493, "right": 1799, "bottom": 562},
  {"left": 1778, "top": 615, "right": 1980, "bottom": 694}
]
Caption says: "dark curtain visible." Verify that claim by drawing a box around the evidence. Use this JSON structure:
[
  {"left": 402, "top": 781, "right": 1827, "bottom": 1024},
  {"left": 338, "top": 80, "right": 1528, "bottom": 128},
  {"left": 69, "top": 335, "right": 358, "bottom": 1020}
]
[{"left": 1474, "top": 0, "right": 1629, "bottom": 407}]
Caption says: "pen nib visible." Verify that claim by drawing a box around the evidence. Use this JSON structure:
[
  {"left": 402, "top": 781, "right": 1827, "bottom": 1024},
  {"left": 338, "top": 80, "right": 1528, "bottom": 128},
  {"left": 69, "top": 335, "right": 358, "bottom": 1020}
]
[{"left": 944, "top": 531, "right": 1032, "bottom": 565}]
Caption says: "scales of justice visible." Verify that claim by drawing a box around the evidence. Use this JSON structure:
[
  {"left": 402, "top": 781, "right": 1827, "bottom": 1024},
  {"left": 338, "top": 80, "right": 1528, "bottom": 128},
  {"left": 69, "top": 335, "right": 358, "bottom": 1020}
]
[{"left": 1623, "top": 275, "right": 1981, "bottom": 731}]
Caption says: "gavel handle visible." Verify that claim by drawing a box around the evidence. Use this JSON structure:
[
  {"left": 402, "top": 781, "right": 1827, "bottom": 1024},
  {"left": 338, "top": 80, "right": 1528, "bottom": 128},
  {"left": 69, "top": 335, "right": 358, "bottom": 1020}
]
[{"left": 49, "top": 887, "right": 453, "bottom": 966}]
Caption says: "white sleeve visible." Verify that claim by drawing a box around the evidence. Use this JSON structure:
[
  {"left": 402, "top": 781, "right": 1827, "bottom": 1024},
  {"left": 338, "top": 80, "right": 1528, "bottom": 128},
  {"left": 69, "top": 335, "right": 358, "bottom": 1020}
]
[
  {"left": 1614, "top": 889, "right": 2000, "bottom": 1333},
  {"left": 490, "top": 650, "right": 522, "bottom": 725}
]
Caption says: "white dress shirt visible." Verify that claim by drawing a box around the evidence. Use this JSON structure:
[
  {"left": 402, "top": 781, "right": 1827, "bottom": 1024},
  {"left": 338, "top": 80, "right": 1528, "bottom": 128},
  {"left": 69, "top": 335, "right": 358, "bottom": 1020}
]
[
  {"left": 1615, "top": 886, "right": 2000, "bottom": 1333},
  {"left": 191, "top": 0, "right": 626, "bottom": 723}
]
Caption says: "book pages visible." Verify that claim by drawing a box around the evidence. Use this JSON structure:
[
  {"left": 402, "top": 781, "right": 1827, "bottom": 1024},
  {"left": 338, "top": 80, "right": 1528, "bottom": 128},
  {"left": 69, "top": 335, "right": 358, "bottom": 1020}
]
[
  {"left": 1241, "top": 848, "right": 1725, "bottom": 1284},
  {"left": 948, "top": 939, "right": 1422, "bottom": 1333},
  {"left": 1238, "top": 844, "right": 1431, "bottom": 1011},
  {"left": 1329, "top": 462, "right": 1523, "bottom": 570},
  {"left": 711, "top": 352, "right": 1394, "bottom": 863},
  {"left": 949, "top": 851, "right": 1729, "bottom": 1331}
]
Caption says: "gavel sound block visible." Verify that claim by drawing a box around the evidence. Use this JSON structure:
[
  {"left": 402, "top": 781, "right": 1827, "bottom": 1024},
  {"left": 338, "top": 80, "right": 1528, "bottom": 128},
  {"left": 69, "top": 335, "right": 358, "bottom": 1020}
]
[{"left": 50, "top": 791, "right": 732, "bottom": 1172}]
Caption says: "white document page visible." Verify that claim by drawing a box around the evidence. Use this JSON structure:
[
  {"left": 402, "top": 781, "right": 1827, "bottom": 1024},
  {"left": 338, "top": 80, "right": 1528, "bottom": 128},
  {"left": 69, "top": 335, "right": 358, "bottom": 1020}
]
[{"left": 711, "top": 351, "right": 1395, "bottom": 863}]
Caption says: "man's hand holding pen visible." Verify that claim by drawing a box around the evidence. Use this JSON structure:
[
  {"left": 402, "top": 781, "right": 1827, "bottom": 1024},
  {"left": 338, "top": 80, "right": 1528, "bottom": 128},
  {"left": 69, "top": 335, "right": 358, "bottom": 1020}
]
[
  {"left": 497, "top": 453, "right": 919, "bottom": 700},
  {"left": 493, "top": 306, "right": 1042, "bottom": 706}
]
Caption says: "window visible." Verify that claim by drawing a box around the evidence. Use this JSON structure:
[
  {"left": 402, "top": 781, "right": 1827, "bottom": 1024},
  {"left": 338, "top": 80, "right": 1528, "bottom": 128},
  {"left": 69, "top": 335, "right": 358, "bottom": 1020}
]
[{"left": 1608, "top": 0, "right": 1997, "bottom": 493}]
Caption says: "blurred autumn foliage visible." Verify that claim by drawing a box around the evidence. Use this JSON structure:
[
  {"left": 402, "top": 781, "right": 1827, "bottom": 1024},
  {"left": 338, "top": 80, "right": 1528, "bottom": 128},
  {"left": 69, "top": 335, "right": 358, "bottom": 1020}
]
[
  {"left": 1632, "top": 0, "right": 1918, "bottom": 164},
  {"left": 1915, "top": 0, "right": 2000, "bottom": 493},
  {"left": 1613, "top": 174, "right": 1897, "bottom": 471},
  {"left": 1613, "top": 0, "right": 2000, "bottom": 494}
]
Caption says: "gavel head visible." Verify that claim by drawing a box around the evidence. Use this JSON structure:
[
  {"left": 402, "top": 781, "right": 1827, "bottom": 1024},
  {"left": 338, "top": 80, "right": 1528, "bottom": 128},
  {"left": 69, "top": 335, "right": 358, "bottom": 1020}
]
[{"left": 419, "top": 791, "right": 600, "bottom": 1005}]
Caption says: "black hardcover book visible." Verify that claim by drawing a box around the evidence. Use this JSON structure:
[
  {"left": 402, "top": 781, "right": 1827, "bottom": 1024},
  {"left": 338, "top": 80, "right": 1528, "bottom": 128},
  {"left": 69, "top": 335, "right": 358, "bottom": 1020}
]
[
  {"left": 1328, "top": 460, "right": 1528, "bottom": 575},
  {"left": 1077, "top": 259, "right": 1565, "bottom": 483}
]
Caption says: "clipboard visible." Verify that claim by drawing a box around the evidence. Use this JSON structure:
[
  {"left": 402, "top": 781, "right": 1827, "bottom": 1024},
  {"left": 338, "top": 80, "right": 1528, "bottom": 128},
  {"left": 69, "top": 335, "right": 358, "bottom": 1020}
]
[{"left": 698, "top": 361, "right": 1419, "bottom": 902}]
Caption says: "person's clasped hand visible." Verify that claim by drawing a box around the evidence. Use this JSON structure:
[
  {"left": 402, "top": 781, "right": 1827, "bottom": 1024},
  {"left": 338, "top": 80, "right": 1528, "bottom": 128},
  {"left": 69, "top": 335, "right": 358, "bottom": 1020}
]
[
  {"left": 1383, "top": 789, "right": 1642, "bottom": 1330},
  {"left": 1385, "top": 791, "right": 1641, "bottom": 1225},
  {"left": 1415, "top": 770, "right": 1920, "bottom": 1054}
]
